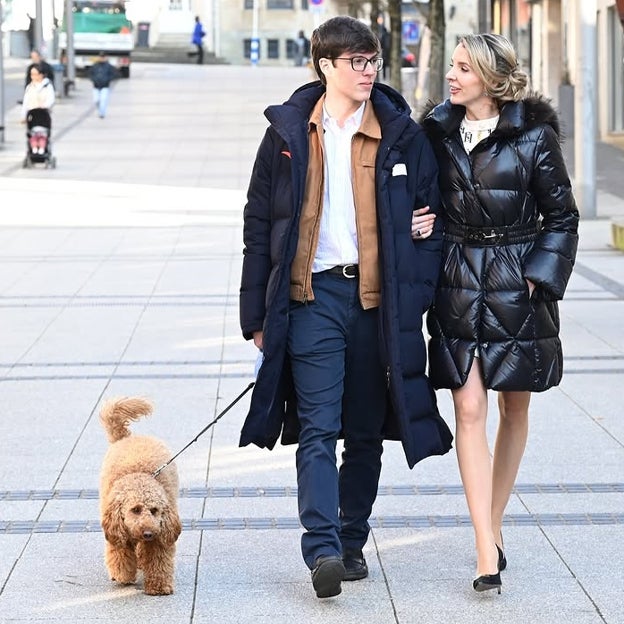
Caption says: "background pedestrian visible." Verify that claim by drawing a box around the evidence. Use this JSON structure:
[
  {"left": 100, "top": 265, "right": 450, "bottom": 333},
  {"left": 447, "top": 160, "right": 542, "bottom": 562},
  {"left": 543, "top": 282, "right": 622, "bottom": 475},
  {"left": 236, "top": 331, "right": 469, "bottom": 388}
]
[
  {"left": 294, "top": 30, "right": 310, "bottom": 66},
  {"left": 25, "top": 49, "right": 54, "bottom": 87},
  {"left": 191, "top": 16, "right": 206, "bottom": 65},
  {"left": 88, "top": 52, "right": 118, "bottom": 118}
]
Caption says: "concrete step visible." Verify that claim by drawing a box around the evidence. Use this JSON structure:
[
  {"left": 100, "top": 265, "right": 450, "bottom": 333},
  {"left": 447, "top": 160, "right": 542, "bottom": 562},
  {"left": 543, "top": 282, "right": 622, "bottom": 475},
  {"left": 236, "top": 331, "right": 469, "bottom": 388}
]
[
  {"left": 157, "top": 33, "right": 191, "bottom": 46},
  {"left": 131, "top": 47, "right": 229, "bottom": 65}
]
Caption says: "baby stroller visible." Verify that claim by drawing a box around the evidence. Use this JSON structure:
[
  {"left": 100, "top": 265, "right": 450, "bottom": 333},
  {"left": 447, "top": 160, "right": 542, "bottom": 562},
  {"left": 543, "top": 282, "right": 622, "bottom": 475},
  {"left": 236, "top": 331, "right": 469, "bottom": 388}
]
[{"left": 23, "top": 108, "right": 57, "bottom": 169}]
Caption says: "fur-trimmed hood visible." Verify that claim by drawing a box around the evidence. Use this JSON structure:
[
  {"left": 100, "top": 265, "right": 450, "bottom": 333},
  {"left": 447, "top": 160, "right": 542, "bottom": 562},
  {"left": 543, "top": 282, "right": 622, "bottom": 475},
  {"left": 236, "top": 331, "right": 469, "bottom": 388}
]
[{"left": 419, "top": 94, "right": 563, "bottom": 142}]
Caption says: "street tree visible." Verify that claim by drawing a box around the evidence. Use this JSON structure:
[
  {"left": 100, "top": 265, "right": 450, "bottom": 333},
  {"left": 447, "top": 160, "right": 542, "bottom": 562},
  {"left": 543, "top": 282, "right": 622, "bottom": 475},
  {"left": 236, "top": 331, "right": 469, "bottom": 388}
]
[
  {"left": 428, "top": 0, "right": 446, "bottom": 102},
  {"left": 387, "top": 0, "right": 402, "bottom": 91}
]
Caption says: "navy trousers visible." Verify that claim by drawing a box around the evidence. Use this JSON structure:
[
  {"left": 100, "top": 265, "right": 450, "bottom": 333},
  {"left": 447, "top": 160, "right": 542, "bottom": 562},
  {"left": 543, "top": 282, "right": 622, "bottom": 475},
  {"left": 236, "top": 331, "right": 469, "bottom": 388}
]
[{"left": 287, "top": 270, "right": 386, "bottom": 569}]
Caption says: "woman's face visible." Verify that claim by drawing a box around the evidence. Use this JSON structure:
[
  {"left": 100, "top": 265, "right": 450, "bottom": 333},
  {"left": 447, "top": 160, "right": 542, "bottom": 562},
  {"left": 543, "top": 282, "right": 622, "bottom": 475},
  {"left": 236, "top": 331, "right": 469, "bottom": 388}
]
[
  {"left": 30, "top": 68, "right": 43, "bottom": 83},
  {"left": 446, "top": 44, "right": 491, "bottom": 115}
]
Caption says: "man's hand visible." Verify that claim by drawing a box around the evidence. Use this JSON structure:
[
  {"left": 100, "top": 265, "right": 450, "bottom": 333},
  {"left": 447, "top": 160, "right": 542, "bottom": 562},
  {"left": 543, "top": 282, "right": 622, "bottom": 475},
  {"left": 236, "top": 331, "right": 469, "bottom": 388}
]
[{"left": 253, "top": 330, "right": 263, "bottom": 351}]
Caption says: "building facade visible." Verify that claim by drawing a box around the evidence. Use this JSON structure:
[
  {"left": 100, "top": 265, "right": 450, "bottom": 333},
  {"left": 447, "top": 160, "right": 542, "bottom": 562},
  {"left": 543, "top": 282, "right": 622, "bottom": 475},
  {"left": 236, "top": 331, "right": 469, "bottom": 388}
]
[
  {"left": 485, "top": 0, "right": 623, "bottom": 141},
  {"left": 128, "top": 0, "right": 342, "bottom": 65}
]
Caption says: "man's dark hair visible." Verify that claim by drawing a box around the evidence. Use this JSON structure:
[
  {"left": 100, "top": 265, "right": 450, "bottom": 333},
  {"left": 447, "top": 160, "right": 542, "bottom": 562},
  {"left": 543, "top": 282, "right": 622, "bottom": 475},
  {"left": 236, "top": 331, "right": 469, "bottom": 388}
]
[{"left": 311, "top": 16, "right": 380, "bottom": 85}]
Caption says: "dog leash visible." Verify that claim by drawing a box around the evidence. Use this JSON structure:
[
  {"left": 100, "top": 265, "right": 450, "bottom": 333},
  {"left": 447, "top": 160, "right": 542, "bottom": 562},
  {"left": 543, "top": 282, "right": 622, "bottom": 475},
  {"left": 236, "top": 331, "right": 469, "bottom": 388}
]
[{"left": 152, "top": 382, "right": 255, "bottom": 478}]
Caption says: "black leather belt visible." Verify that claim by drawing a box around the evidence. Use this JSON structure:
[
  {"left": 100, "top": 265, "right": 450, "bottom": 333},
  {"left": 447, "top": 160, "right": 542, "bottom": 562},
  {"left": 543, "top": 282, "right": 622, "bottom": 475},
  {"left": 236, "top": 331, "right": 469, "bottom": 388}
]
[
  {"left": 445, "top": 222, "right": 540, "bottom": 246},
  {"left": 325, "top": 264, "right": 359, "bottom": 279}
]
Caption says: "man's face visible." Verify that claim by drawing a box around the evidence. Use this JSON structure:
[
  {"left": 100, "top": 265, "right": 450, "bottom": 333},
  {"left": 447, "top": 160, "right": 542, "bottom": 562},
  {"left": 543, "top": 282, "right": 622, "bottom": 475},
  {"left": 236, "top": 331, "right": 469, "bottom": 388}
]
[{"left": 321, "top": 49, "right": 380, "bottom": 105}]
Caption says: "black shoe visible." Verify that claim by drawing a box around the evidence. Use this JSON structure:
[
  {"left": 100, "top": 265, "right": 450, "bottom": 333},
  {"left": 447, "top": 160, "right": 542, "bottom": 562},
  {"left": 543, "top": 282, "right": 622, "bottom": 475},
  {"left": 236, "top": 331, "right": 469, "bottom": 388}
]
[
  {"left": 473, "top": 572, "right": 502, "bottom": 594},
  {"left": 342, "top": 548, "right": 368, "bottom": 581},
  {"left": 311, "top": 555, "right": 345, "bottom": 598},
  {"left": 496, "top": 544, "right": 507, "bottom": 572}
]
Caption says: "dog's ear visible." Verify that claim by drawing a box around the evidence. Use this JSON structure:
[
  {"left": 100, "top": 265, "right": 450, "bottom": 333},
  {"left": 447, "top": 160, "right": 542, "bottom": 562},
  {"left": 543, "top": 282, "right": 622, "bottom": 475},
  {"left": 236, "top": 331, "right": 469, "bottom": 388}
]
[
  {"left": 160, "top": 506, "right": 182, "bottom": 546},
  {"left": 101, "top": 496, "right": 129, "bottom": 546}
]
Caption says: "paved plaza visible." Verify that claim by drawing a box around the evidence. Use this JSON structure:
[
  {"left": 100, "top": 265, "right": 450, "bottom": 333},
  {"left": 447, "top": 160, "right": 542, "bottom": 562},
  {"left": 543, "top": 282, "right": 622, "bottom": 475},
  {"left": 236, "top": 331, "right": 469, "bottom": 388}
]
[{"left": 0, "top": 61, "right": 623, "bottom": 623}]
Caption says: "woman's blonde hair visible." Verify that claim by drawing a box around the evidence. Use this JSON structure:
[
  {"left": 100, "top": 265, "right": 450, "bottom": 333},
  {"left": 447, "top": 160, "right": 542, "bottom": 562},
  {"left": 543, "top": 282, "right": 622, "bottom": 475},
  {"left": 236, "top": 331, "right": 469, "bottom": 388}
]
[{"left": 460, "top": 33, "right": 529, "bottom": 102}]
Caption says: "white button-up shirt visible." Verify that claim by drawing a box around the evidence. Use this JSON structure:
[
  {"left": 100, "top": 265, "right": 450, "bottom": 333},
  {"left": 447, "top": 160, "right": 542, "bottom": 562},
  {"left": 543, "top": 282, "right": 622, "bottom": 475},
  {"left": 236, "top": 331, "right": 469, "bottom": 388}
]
[{"left": 312, "top": 102, "right": 365, "bottom": 273}]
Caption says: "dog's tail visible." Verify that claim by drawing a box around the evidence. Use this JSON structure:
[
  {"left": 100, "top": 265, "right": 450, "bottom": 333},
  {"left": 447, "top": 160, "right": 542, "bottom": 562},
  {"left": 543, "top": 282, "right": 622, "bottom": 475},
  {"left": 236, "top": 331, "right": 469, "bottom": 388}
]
[{"left": 99, "top": 397, "right": 154, "bottom": 443}]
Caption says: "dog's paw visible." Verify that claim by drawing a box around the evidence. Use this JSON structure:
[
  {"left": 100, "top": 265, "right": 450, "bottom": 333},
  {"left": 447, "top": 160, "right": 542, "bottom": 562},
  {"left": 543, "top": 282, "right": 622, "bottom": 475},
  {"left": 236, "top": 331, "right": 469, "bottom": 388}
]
[
  {"left": 144, "top": 582, "right": 174, "bottom": 596},
  {"left": 111, "top": 575, "right": 137, "bottom": 585},
  {"left": 109, "top": 568, "right": 137, "bottom": 585}
]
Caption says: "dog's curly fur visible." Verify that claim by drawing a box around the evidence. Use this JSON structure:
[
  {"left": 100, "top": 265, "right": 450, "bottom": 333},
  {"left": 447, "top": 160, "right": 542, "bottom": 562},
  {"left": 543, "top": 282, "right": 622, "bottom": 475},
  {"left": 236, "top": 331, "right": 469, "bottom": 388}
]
[{"left": 99, "top": 397, "right": 181, "bottom": 595}]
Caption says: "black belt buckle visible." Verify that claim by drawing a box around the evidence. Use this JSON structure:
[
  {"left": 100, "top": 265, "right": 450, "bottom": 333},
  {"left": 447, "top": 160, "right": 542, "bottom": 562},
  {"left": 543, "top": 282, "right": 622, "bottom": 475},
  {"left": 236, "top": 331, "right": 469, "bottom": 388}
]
[
  {"left": 341, "top": 264, "right": 358, "bottom": 279},
  {"left": 466, "top": 228, "right": 506, "bottom": 245}
]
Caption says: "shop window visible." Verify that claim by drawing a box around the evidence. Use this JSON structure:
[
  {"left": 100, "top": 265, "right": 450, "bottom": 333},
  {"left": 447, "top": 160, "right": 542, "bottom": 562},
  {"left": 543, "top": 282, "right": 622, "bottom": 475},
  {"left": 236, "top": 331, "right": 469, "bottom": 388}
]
[
  {"left": 268, "top": 39, "right": 279, "bottom": 59},
  {"left": 245, "top": 0, "right": 294, "bottom": 7},
  {"left": 286, "top": 39, "right": 296, "bottom": 60},
  {"left": 169, "top": 0, "right": 185, "bottom": 10},
  {"left": 268, "top": 0, "right": 294, "bottom": 8}
]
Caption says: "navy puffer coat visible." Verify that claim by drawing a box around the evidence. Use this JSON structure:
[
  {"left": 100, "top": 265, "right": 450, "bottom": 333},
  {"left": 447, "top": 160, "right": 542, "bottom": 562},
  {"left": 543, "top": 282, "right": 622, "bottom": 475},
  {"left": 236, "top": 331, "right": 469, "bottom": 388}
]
[
  {"left": 421, "top": 96, "right": 579, "bottom": 391},
  {"left": 239, "top": 81, "right": 453, "bottom": 468}
]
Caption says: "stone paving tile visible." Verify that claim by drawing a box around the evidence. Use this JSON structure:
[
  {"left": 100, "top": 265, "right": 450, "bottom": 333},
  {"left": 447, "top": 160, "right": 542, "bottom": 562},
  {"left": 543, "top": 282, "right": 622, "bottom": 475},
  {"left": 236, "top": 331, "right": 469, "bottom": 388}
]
[{"left": 0, "top": 61, "right": 622, "bottom": 624}]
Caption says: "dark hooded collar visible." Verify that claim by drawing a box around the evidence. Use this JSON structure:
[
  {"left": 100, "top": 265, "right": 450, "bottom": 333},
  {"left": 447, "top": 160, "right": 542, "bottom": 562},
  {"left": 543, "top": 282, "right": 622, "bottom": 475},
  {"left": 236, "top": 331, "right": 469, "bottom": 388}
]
[
  {"left": 265, "top": 80, "right": 412, "bottom": 136},
  {"left": 420, "top": 93, "right": 562, "bottom": 140}
]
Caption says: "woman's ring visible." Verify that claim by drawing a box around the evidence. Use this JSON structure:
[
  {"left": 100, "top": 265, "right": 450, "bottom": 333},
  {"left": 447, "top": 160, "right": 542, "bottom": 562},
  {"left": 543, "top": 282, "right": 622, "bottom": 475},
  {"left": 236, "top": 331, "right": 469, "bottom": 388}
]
[{"left": 415, "top": 229, "right": 421, "bottom": 237}]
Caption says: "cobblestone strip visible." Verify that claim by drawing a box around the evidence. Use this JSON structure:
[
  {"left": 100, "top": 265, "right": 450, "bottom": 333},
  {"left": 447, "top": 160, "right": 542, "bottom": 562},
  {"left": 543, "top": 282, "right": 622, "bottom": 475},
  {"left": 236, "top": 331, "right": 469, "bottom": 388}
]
[
  {"left": 2, "top": 482, "right": 623, "bottom": 501},
  {"left": 1, "top": 513, "right": 623, "bottom": 534}
]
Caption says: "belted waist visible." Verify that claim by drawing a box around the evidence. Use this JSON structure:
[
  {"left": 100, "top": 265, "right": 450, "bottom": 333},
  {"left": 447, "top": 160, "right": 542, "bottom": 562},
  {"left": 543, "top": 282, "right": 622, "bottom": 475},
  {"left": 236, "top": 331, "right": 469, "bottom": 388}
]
[
  {"left": 324, "top": 264, "right": 359, "bottom": 279},
  {"left": 444, "top": 222, "right": 540, "bottom": 246}
]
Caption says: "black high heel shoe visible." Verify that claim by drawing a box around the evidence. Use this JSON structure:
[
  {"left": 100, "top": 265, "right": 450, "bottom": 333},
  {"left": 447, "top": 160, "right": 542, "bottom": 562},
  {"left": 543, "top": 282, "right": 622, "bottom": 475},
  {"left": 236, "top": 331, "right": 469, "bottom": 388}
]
[
  {"left": 496, "top": 544, "right": 507, "bottom": 572},
  {"left": 473, "top": 571, "right": 502, "bottom": 594},
  {"left": 497, "top": 531, "right": 507, "bottom": 571},
  {"left": 473, "top": 544, "right": 503, "bottom": 594}
]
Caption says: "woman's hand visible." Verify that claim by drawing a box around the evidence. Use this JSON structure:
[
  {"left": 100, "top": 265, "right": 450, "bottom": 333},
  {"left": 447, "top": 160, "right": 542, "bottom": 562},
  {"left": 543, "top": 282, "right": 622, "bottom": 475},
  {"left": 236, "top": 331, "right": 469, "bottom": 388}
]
[{"left": 412, "top": 206, "right": 436, "bottom": 240}]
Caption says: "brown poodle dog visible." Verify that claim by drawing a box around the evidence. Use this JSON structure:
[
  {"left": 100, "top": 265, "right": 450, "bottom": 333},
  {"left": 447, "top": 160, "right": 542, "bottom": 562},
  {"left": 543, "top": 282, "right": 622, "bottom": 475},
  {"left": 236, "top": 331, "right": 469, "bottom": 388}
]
[{"left": 99, "top": 397, "right": 182, "bottom": 595}]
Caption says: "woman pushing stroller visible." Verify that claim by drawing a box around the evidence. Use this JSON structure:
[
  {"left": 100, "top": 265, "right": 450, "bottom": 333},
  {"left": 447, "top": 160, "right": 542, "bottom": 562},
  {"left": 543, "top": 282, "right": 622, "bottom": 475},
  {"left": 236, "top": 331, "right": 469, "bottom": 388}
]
[{"left": 21, "top": 63, "right": 55, "bottom": 156}]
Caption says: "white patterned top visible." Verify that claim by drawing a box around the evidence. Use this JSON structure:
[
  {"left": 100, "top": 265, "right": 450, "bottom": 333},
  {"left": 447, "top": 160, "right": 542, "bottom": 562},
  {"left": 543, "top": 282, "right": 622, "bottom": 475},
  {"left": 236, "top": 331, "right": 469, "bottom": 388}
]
[{"left": 459, "top": 115, "right": 499, "bottom": 153}]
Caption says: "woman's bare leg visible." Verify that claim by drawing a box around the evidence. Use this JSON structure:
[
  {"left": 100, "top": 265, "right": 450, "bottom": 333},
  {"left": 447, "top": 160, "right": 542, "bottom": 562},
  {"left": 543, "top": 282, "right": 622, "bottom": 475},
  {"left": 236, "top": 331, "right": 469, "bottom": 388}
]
[
  {"left": 491, "top": 391, "right": 530, "bottom": 547},
  {"left": 452, "top": 360, "right": 498, "bottom": 577}
]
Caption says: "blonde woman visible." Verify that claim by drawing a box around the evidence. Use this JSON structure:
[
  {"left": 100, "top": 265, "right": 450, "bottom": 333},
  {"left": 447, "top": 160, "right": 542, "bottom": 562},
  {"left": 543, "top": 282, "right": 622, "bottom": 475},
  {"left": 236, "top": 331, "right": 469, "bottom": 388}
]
[{"left": 415, "top": 34, "right": 579, "bottom": 593}]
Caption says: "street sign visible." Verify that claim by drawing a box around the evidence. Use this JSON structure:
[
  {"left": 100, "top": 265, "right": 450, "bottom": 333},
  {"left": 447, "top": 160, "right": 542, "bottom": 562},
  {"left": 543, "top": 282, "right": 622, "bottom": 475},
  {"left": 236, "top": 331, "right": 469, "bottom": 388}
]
[
  {"left": 310, "top": 0, "right": 324, "bottom": 15},
  {"left": 250, "top": 38, "right": 259, "bottom": 66}
]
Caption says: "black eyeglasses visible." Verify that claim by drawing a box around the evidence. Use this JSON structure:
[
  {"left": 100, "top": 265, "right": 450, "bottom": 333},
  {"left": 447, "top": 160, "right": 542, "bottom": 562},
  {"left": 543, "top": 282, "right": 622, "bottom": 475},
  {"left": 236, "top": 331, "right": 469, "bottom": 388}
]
[{"left": 332, "top": 55, "right": 384, "bottom": 72}]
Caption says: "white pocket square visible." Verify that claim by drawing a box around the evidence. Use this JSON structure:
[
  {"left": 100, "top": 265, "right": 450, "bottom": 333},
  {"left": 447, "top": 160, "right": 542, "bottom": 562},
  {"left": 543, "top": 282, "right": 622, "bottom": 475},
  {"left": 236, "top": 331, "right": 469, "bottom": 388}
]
[{"left": 392, "top": 163, "right": 407, "bottom": 176}]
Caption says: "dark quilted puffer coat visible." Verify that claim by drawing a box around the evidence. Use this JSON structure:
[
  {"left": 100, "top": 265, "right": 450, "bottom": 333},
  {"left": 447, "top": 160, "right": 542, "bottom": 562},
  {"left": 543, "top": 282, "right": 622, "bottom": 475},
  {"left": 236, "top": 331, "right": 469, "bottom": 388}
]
[
  {"left": 421, "top": 96, "right": 579, "bottom": 392},
  {"left": 239, "top": 81, "right": 453, "bottom": 468}
]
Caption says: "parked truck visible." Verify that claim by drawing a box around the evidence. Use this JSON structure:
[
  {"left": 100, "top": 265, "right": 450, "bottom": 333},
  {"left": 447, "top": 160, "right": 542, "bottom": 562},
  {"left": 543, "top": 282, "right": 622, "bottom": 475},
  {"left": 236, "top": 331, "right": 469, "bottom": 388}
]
[{"left": 59, "top": 0, "right": 134, "bottom": 78}]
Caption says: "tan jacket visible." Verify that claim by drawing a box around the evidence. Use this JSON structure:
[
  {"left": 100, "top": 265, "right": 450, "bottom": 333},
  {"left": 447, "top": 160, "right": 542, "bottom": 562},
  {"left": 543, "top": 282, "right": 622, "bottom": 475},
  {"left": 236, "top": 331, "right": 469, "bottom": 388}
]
[{"left": 289, "top": 96, "right": 382, "bottom": 309}]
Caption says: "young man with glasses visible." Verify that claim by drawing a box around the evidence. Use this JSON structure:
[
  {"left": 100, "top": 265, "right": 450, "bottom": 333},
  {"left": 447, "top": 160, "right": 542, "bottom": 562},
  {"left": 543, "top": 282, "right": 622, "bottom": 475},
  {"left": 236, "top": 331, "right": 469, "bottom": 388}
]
[{"left": 240, "top": 15, "right": 452, "bottom": 599}]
